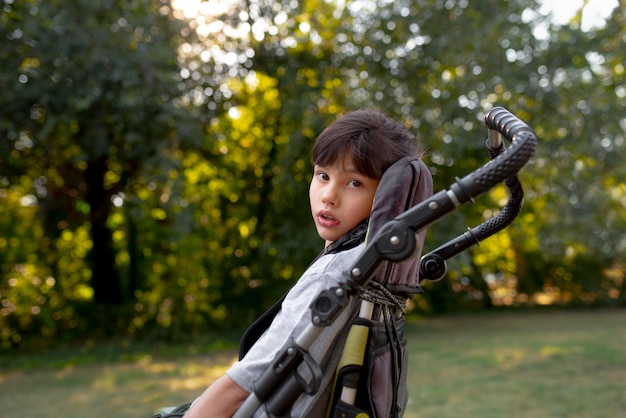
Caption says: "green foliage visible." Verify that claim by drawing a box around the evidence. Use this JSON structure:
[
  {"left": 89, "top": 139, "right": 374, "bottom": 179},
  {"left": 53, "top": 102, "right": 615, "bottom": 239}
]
[
  {"left": 0, "top": 0, "right": 202, "bottom": 347},
  {"left": 0, "top": 0, "right": 624, "bottom": 351}
]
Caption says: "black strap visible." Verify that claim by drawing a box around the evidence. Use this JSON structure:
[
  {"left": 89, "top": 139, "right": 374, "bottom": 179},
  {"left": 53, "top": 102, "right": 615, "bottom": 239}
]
[
  {"left": 149, "top": 403, "right": 192, "bottom": 418},
  {"left": 238, "top": 220, "right": 369, "bottom": 360},
  {"left": 383, "top": 307, "right": 403, "bottom": 418}
]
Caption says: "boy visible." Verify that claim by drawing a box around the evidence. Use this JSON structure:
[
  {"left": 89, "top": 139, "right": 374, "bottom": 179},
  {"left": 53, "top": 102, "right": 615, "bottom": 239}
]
[{"left": 184, "top": 109, "right": 427, "bottom": 417}]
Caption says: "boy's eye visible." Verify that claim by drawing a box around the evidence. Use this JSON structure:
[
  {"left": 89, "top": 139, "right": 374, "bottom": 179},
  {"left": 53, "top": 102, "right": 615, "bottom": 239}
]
[
  {"left": 348, "top": 179, "right": 362, "bottom": 188},
  {"left": 316, "top": 172, "right": 329, "bottom": 181}
]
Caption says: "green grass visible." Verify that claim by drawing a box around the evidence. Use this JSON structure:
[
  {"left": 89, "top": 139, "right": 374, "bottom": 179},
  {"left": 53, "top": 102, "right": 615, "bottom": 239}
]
[
  {"left": 1, "top": 309, "right": 624, "bottom": 417},
  {"left": 404, "top": 309, "right": 626, "bottom": 418}
]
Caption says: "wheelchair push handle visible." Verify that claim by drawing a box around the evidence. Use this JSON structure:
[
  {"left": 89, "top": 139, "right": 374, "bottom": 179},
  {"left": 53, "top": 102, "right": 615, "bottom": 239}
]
[
  {"left": 449, "top": 107, "right": 536, "bottom": 205},
  {"left": 420, "top": 107, "right": 533, "bottom": 281},
  {"left": 348, "top": 107, "right": 536, "bottom": 287}
]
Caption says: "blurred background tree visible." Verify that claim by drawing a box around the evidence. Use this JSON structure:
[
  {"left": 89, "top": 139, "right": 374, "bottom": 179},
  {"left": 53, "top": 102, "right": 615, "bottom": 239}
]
[
  {"left": 0, "top": 0, "right": 624, "bottom": 350},
  {"left": 0, "top": 0, "right": 203, "bottom": 343}
]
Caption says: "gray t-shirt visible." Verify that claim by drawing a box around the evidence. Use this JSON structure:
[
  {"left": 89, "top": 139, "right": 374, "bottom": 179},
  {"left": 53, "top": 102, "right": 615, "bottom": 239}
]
[{"left": 227, "top": 243, "right": 365, "bottom": 417}]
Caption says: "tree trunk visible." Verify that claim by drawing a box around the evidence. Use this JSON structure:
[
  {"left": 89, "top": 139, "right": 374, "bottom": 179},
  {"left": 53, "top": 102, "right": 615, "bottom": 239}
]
[{"left": 85, "top": 156, "right": 124, "bottom": 305}]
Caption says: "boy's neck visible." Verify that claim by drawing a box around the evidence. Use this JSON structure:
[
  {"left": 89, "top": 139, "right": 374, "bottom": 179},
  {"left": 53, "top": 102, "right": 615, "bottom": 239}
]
[{"left": 324, "top": 218, "right": 369, "bottom": 254}]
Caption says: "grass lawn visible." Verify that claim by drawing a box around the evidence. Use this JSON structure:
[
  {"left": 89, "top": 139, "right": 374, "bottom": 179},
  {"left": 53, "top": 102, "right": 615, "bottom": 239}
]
[
  {"left": 1, "top": 308, "right": 624, "bottom": 417},
  {"left": 403, "top": 309, "right": 626, "bottom": 418}
]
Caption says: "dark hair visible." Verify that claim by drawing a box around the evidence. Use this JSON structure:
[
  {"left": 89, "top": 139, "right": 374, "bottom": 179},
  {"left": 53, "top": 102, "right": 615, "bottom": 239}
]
[{"left": 311, "top": 109, "right": 424, "bottom": 179}]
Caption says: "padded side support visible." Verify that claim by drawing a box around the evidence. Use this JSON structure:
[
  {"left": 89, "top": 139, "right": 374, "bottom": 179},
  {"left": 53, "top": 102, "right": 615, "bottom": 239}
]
[{"left": 368, "top": 157, "right": 433, "bottom": 295}]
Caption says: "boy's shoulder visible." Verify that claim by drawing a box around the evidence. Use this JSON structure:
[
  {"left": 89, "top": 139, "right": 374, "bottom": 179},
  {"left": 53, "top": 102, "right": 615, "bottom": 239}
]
[{"left": 309, "top": 243, "right": 365, "bottom": 277}]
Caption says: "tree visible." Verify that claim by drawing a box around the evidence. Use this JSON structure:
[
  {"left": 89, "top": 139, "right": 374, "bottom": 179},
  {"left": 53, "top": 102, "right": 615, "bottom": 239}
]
[
  {"left": 0, "top": 0, "right": 198, "bottom": 308},
  {"left": 2, "top": 0, "right": 624, "bottom": 349},
  {"left": 517, "top": 2, "right": 626, "bottom": 305},
  {"left": 167, "top": 0, "right": 354, "bottom": 323}
]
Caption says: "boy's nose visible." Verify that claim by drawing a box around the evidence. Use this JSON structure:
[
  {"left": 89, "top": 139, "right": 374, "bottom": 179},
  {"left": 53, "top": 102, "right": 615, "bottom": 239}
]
[{"left": 322, "top": 184, "right": 338, "bottom": 205}]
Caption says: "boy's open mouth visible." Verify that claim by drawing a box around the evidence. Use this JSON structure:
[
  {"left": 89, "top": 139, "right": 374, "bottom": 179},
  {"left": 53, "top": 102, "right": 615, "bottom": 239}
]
[{"left": 318, "top": 210, "right": 339, "bottom": 227}]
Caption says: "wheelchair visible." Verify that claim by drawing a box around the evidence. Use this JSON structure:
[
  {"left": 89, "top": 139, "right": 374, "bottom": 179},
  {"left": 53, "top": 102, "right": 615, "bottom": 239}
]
[{"left": 151, "top": 107, "right": 536, "bottom": 418}]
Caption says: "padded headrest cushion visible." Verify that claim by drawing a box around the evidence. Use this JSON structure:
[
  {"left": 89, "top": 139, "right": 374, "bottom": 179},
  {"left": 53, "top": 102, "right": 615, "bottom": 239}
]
[{"left": 368, "top": 157, "right": 433, "bottom": 295}]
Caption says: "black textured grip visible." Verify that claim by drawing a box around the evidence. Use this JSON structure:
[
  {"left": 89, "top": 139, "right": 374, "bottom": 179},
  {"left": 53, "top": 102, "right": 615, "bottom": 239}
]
[
  {"left": 419, "top": 107, "right": 536, "bottom": 282},
  {"left": 471, "top": 174, "right": 523, "bottom": 238},
  {"left": 450, "top": 107, "right": 536, "bottom": 203}
]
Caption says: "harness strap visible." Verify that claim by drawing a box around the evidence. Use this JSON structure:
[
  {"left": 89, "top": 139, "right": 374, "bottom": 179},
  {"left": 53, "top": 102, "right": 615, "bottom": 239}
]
[{"left": 357, "top": 281, "right": 407, "bottom": 316}]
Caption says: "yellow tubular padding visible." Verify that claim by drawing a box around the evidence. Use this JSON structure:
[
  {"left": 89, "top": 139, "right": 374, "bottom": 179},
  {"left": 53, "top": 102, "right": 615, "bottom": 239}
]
[
  {"left": 337, "top": 324, "right": 370, "bottom": 369},
  {"left": 326, "top": 323, "right": 371, "bottom": 417}
]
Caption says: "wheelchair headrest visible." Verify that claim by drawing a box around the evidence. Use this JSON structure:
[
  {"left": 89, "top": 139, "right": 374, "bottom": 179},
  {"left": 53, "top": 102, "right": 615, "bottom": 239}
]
[{"left": 368, "top": 156, "right": 433, "bottom": 295}]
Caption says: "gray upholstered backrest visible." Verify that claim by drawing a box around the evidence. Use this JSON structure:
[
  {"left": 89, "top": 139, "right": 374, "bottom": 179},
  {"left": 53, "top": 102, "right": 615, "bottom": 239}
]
[{"left": 368, "top": 157, "right": 433, "bottom": 295}]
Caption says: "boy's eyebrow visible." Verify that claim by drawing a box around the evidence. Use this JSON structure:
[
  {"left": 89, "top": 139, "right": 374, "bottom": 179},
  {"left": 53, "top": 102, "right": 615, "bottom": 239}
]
[{"left": 319, "top": 166, "right": 362, "bottom": 175}]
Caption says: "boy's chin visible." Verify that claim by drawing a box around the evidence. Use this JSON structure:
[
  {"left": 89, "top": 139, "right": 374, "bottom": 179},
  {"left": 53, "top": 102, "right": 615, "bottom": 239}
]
[{"left": 315, "top": 227, "right": 340, "bottom": 244}]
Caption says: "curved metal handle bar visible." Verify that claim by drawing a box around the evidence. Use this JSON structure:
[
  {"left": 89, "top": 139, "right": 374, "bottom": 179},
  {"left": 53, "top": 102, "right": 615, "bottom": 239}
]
[
  {"left": 448, "top": 106, "right": 537, "bottom": 204},
  {"left": 346, "top": 107, "right": 536, "bottom": 287},
  {"left": 419, "top": 107, "right": 535, "bottom": 281}
]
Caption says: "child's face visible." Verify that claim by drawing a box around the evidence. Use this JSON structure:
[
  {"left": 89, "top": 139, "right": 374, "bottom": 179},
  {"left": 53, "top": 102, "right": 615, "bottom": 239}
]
[{"left": 309, "top": 152, "right": 380, "bottom": 247}]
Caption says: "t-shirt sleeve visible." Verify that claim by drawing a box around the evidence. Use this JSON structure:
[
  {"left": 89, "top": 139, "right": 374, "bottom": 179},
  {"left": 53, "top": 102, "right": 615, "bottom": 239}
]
[{"left": 226, "top": 255, "right": 359, "bottom": 394}]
